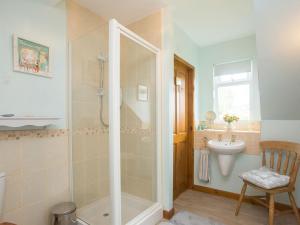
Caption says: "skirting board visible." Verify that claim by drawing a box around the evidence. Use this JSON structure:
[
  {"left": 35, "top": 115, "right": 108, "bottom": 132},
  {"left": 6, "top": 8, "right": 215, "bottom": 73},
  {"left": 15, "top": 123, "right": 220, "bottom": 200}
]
[
  {"left": 163, "top": 208, "right": 175, "bottom": 220},
  {"left": 192, "top": 185, "right": 298, "bottom": 211}
]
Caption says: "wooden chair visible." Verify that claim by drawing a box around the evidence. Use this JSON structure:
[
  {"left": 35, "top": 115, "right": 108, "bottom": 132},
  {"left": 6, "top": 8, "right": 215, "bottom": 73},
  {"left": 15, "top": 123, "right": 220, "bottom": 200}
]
[{"left": 235, "top": 141, "right": 300, "bottom": 225}]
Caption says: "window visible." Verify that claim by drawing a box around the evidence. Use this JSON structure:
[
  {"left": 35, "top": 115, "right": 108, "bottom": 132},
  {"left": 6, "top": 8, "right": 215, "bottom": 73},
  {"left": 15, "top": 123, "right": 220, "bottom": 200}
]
[{"left": 213, "top": 59, "right": 260, "bottom": 121}]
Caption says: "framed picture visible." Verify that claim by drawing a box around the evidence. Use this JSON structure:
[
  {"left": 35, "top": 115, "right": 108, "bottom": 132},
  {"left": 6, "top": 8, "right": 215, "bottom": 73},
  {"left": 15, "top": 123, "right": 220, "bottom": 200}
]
[
  {"left": 138, "top": 85, "right": 148, "bottom": 101},
  {"left": 13, "top": 35, "right": 52, "bottom": 78}
]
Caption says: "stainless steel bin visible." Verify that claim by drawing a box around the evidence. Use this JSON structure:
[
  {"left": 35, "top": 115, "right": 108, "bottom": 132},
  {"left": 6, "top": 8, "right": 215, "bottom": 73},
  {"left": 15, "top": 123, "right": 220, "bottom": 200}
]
[{"left": 51, "top": 202, "right": 77, "bottom": 225}]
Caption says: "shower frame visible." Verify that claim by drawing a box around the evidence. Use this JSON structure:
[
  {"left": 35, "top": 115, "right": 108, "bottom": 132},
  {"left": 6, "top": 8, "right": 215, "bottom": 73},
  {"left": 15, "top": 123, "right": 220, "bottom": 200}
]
[
  {"left": 109, "top": 19, "right": 162, "bottom": 225},
  {"left": 68, "top": 18, "right": 163, "bottom": 225}
]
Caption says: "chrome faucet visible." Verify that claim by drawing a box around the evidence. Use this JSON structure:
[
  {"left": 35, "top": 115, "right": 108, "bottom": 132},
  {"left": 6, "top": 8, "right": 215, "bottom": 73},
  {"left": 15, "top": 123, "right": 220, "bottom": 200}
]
[
  {"left": 230, "top": 135, "right": 236, "bottom": 144},
  {"left": 218, "top": 134, "right": 222, "bottom": 142},
  {"left": 203, "top": 137, "right": 208, "bottom": 148}
]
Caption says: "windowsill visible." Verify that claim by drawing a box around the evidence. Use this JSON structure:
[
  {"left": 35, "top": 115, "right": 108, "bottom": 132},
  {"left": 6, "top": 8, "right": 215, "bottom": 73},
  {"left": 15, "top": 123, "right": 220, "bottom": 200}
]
[
  {"left": 196, "top": 121, "right": 261, "bottom": 133},
  {"left": 197, "top": 128, "right": 260, "bottom": 134}
]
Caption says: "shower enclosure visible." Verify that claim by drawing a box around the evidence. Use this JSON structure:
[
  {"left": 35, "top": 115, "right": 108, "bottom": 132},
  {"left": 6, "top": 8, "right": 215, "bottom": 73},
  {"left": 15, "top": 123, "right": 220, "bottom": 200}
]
[{"left": 70, "top": 19, "right": 162, "bottom": 225}]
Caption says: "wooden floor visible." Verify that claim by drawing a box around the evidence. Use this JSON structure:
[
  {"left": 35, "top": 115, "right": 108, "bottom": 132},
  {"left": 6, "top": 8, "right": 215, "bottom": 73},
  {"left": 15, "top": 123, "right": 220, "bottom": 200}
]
[{"left": 173, "top": 189, "right": 298, "bottom": 225}]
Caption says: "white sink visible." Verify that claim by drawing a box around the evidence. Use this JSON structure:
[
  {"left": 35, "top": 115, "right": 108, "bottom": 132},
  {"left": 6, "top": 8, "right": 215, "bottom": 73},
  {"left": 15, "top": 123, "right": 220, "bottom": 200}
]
[
  {"left": 208, "top": 140, "right": 245, "bottom": 154},
  {"left": 208, "top": 140, "right": 245, "bottom": 176}
]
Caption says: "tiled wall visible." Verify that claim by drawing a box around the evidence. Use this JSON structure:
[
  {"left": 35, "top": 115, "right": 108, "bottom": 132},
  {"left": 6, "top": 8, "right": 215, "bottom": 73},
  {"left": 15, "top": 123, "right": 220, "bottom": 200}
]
[
  {"left": 207, "top": 121, "right": 261, "bottom": 132},
  {"left": 194, "top": 129, "right": 261, "bottom": 155},
  {"left": 69, "top": 0, "right": 162, "bottom": 207},
  {"left": 68, "top": 0, "right": 110, "bottom": 209},
  {"left": 72, "top": 129, "right": 109, "bottom": 208},
  {"left": 0, "top": 130, "right": 70, "bottom": 225},
  {"left": 119, "top": 9, "right": 162, "bottom": 202},
  {"left": 127, "top": 10, "right": 162, "bottom": 48},
  {"left": 120, "top": 34, "right": 157, "bottom": 202},
  {"left": 121, "top": 128, "right": 156, "bottom": 201}
]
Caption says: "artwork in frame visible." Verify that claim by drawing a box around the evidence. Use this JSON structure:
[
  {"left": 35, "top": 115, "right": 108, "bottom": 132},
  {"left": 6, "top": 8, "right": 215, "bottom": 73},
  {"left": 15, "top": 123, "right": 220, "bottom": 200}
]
[
  {"left": 13, "top": 35, "right": 52, "bottom": 78},
  {"left": 137, "top": 85, "right": 148, "bottom": 101}
]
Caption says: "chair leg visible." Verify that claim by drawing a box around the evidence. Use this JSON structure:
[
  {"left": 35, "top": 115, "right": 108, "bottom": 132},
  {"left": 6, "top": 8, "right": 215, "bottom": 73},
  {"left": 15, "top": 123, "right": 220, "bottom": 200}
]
[
  {"left": 235, "top": 183, "right": 247, "bottom": 216},
  {"left": 269, "top": 194, "right": 275, "bottom": 225},
  {"left": 266, "top": 193, "right": 270, "bottom": 203},
  {"left": 288, "top": 192, "right": 300, "bottom": 224}
]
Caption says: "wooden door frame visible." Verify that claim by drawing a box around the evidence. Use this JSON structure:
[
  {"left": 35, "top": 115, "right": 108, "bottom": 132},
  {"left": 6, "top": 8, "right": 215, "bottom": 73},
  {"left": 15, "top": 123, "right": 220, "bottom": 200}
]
[{"left": 174, "top": 54, "right": 195, "bottom": 189}]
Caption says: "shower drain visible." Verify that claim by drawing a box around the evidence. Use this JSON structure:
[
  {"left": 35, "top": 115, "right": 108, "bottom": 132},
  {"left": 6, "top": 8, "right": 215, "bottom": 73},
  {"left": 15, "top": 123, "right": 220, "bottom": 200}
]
[{"left": 103, "top": 213, "right": 110, "bottom": 217}]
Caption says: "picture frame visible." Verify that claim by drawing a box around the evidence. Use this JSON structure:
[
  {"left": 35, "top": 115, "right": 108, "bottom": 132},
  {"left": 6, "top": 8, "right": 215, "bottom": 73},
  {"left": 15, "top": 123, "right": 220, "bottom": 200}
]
[
  {"left": 13, "top": 35, "right": 52, "bottom": 78},
  {"left": 137, "top": 84, "right": 148, "bottom": 101}
]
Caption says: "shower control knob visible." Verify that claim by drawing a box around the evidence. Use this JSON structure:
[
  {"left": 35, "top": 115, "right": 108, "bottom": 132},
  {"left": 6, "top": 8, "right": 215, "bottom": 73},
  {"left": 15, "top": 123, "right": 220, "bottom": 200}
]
[{"left": 97, "top": 88, "right": 105, "bottom": 96}]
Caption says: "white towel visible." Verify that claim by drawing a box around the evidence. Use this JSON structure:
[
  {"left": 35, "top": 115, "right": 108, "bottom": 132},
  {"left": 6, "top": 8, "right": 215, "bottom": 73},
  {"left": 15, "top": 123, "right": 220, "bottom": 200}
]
[{"left": 198, "top": 149, "right": 210, "bottom": 183}]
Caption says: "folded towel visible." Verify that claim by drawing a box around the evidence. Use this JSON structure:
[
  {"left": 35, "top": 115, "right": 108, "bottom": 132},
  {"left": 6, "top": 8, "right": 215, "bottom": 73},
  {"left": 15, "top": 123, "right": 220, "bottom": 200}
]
[{"left": 198, "top": 149, "right": 210, "bottom": 183}]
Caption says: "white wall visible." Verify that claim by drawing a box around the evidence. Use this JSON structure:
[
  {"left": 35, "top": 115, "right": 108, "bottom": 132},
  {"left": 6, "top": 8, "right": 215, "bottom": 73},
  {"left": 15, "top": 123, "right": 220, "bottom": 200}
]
[
  {"left": 254, "top": 0, "right": 300, "bottom": 120},
  {"left": 0, "top": 0, "right": 67, "bottom": 128}
]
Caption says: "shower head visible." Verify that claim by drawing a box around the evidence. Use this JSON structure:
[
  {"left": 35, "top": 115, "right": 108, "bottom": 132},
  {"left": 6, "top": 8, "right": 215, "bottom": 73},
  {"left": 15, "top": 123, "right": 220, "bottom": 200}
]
[{"left": 98, "top": 54, "right": 107, "bottom": 62}]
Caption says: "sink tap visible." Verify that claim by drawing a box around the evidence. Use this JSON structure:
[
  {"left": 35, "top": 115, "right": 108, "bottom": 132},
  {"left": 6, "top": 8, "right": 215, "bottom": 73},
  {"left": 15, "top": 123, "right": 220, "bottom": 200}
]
[
  {"left": 218, "top": 134, "right": 222, "bottom": 142},
  {"left": 230, "top": 135, "right": 236, "bottom": 144},
  {"left": 203, "top": 137, "right": 208, "bottom": 148}
]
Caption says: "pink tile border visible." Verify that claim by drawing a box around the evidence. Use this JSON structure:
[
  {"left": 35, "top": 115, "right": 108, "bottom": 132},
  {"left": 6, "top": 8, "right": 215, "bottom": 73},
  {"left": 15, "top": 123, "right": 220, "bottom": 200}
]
[
  {"left": 0, "top": 126, "right": 154, "bottom": 141},
  {"left": 0, "top": 129, "right": 68, "bottom": 141}
]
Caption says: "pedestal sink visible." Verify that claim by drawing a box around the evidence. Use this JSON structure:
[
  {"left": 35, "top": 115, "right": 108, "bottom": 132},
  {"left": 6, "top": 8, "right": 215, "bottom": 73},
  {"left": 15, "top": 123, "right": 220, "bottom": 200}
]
[{"left": 208, "top": 140, "right": 245, "bottom": 176}]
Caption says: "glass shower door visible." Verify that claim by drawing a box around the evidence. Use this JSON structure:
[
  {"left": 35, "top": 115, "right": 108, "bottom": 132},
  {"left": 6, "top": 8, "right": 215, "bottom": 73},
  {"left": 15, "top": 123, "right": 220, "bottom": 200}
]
[
  {"left": 70, "top": 23, "right": 112, "bottom": 225},
  {"left": 120, "top": 31, "right": 157, "bottom": 224},
  {"left": 109, "top": 19, "right": 162, "bottom": 225}
]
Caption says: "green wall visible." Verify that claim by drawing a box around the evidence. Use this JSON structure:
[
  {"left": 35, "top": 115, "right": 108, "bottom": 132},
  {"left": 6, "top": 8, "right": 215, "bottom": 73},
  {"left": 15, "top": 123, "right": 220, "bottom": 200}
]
[
  {"left": 192, "top": 35, "right": 262, "bottom": 197},
  {"left": 173, "top": 24, "right": 201, "bottom": 124},
  {"left": 197, "top": 35, "right": 257, "bottom": 120},
  {"left": 0, "top": 0, "right": 67, "bottom": 128}
]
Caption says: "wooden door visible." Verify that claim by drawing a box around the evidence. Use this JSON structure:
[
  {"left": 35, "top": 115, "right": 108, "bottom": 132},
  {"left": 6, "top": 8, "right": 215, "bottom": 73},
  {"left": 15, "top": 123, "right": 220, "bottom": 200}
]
[{"left": 173, "top": 57, "right": 193, "bottom": 200}]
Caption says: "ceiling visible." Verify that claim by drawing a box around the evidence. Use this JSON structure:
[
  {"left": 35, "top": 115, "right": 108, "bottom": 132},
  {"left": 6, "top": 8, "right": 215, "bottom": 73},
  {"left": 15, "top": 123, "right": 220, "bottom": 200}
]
[
  {"left": 74, "top": 0, "right": 166, "bottom": 25},
  {"left": 171, "top": 0, "right": 255, "bottom": 47},
  {"left": 73, "top": 0, "right": 255, "bottom": 47}
]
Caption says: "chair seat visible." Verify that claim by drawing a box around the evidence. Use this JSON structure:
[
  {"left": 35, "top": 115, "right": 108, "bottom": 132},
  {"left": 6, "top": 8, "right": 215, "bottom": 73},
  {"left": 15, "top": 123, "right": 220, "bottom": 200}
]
[{"left": 240, "top": 167, "right": 290, "bottom": 189}]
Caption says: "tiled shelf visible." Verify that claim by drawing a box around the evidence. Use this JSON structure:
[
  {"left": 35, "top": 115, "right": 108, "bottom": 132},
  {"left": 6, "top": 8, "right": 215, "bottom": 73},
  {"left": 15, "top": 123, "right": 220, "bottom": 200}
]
[{"left": 0, "top": 116, "right": 60, "bottom": 128}]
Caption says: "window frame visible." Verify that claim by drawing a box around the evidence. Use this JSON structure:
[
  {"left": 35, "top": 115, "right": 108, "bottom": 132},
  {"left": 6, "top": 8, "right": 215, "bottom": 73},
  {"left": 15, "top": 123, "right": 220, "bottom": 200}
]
[{"left": 213, "top": 61, "right": 256, "bottom": 122}]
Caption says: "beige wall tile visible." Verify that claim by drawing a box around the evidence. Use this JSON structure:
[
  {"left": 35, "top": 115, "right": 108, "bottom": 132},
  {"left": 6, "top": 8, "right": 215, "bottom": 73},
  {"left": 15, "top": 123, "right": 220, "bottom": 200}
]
[
  {"left": 21, "top": 169, "right": 48, "bottom": 207},
  {"left": 3, "top": 174, "right": 22, "bottom": 213},
  {"left": 2, "top": 207, "right": 23, "bottom": 225},
  {"left": 67, "top": 0, "right": 106, "bottom": 41},
  {"left": 22, "top": 201, "right": 49, "bottom": 225},
  {"left": 0, "top": 134, "right": 70, "bottom": 225},
  {"left": 0, "top": 140, "right": 21, "bottom": 176},
  {"left": 46, "top": 164, "right": 69, "bottom": 198},
  {"left": 194, "top": 130, "right": 261, "bottom": 155},
  {"left": 73, "top": 162, "right": 85, "bottom": 192},
  {"left": 68, "top": 0, "right": 161, "bottom": 211},
  {"left": 85, "top": 135, "right": 101, "bottom": 159},
  {"left": 21, "top": 138, "right": 50, "bottom": 175},
  {"left": 72, "top": 134, "right": 84, "bottom": 163},
  {"left": 127, "top": 11, "right": 162, "bottom": 48},
  {"left": 72, "top": 130, "right": 110, "bottom": 207},
  {"left": 124, "top": 177, "right": 153, "bottom": 201}
]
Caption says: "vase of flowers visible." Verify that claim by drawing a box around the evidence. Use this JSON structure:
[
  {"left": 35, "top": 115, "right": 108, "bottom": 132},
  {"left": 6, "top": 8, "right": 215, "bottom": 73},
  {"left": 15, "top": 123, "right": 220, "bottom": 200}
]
[{"left": 223, "top": 114, "right": 239, "bottom": 131}]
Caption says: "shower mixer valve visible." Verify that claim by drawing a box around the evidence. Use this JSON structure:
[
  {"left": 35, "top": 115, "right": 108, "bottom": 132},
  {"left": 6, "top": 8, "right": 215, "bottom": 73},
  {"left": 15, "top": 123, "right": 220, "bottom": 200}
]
[{"left": 97, "top": 88, "right": 105, "bottom": 97}]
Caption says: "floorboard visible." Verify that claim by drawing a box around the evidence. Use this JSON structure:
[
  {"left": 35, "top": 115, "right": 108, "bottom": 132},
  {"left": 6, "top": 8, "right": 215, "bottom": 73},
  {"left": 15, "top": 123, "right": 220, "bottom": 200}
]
[{"left": 173, "top": 189, "right": 298, "bottom": 225}]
